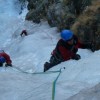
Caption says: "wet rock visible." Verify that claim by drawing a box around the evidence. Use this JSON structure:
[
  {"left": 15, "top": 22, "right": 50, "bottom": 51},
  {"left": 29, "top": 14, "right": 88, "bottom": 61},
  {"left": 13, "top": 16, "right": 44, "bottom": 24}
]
[{"left": 71, "top": 1, "right": 100, "bottom": 50}]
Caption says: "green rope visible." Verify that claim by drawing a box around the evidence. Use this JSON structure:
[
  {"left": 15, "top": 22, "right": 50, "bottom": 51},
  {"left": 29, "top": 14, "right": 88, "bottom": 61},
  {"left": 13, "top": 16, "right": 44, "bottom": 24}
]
[
  {"left": 13, "top": 66, "right": 61, "bottom": 74},
  {"left": 52, "top": 69, "right": 62, "bottom": 100},
  {"left": 13, "top": 66, "right": 63, "bottom": 100}
]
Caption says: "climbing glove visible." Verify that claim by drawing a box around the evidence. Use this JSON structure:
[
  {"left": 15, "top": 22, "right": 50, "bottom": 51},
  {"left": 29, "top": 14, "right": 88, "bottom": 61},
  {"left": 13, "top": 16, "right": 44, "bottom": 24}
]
[{"left": 72, "top": 54, "right": 81, "bottom": 60}]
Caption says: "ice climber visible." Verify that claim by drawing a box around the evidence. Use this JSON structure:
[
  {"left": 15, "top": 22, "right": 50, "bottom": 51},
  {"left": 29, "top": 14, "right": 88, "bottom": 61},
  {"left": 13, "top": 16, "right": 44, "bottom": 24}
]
[
  {"left": 44, "top": 29, "right": 95, "bottom": 72},
  {"left": 0, "top": 50, "right": 12, "bottom": 67}
]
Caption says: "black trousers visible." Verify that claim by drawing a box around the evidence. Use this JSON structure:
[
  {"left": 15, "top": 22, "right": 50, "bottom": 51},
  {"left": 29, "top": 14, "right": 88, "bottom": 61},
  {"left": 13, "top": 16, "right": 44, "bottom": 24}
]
[
  {"left": 0, "top": 63, "right": 3, "bottom": 67},
  {"left": 44, "top": 55, "right": 63, "bottom": 72}
]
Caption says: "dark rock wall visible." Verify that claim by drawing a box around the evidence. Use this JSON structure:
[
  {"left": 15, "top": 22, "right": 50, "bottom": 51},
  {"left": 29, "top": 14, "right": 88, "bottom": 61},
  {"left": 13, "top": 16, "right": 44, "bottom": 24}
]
[
  {"left": 25, "top": 0, "right": 100, "bottom": 50},
  {"left": 26, "top": 0, "right": 91, "bottom": 30},
  {"left": 71, "top": 1, "right": 100, "bottom": 50}
]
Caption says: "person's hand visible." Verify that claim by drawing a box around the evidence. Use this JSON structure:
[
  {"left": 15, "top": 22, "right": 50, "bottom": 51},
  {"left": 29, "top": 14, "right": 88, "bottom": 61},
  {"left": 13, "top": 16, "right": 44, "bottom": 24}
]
[
  {"left": 72, "top": 54, "right": 81, "bottom": 60},
  {"left": 5, "top": 63, "right": 12, "bottom": 67}
]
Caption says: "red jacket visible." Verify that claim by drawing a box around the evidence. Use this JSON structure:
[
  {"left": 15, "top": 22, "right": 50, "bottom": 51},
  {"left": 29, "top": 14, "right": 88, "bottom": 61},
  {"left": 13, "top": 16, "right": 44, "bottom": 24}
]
[
  {"left": 52, "top": 35, "right": 84, "bottom": 61},
  {"left": 0, "top": 52, "right": 12, "bottom": 64}
]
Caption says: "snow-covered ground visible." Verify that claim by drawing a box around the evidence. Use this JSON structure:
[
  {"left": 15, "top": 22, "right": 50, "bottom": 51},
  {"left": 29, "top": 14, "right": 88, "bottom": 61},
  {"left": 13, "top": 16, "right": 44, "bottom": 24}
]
[{"left": 0, "top": 0, "right": 100, "bottom": 100}]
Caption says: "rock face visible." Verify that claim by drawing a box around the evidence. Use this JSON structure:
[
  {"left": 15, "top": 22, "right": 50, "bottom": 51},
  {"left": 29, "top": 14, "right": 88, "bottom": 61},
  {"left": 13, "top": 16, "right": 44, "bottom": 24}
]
[
  {"left": 71, "top": 1, "right": 100, "bottom": 50},
  {"left": 25, "top": 0, "right": 100, "bottom": 50},
  {"left": 26, "top": 0, "right": 91, "bottom": 30}
]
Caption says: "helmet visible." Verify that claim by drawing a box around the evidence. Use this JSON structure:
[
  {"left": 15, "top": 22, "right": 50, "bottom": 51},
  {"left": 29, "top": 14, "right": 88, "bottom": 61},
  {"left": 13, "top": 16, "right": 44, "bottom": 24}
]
[
  {"left": 0, "top": 56, "right": 6, "bottom": 63},
  {"left": 61, "top": 30, "right": 73, "bottom": 41}
]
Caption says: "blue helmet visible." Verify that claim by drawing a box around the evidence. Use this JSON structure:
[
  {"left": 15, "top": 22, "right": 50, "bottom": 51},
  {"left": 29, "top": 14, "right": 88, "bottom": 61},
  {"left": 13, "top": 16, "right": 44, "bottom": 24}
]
[
  {"left": 61, "top": 30, "right": 73, "bottom": 41},
  {"left": 0, "top": 57, "right": 6, "bottom": 63}
]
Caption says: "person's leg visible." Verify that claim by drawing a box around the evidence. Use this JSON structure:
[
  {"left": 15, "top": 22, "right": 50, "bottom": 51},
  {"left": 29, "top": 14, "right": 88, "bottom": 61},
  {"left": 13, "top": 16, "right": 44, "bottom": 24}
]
[
  {"left": 44, "top": 56, "right": 61, "bottom": 72},
  {"left": 44, "top": 62, "right": 51, "bottom": 72},
  {"left": 0, "top": 63, "right": 3, "bottom": 67}
]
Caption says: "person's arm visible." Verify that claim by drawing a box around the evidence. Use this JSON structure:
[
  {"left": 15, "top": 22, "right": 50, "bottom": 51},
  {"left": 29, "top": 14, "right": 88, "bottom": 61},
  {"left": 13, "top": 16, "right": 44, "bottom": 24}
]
[{"left": 20, "top": 31, "right": 23, "bottom": 36}]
